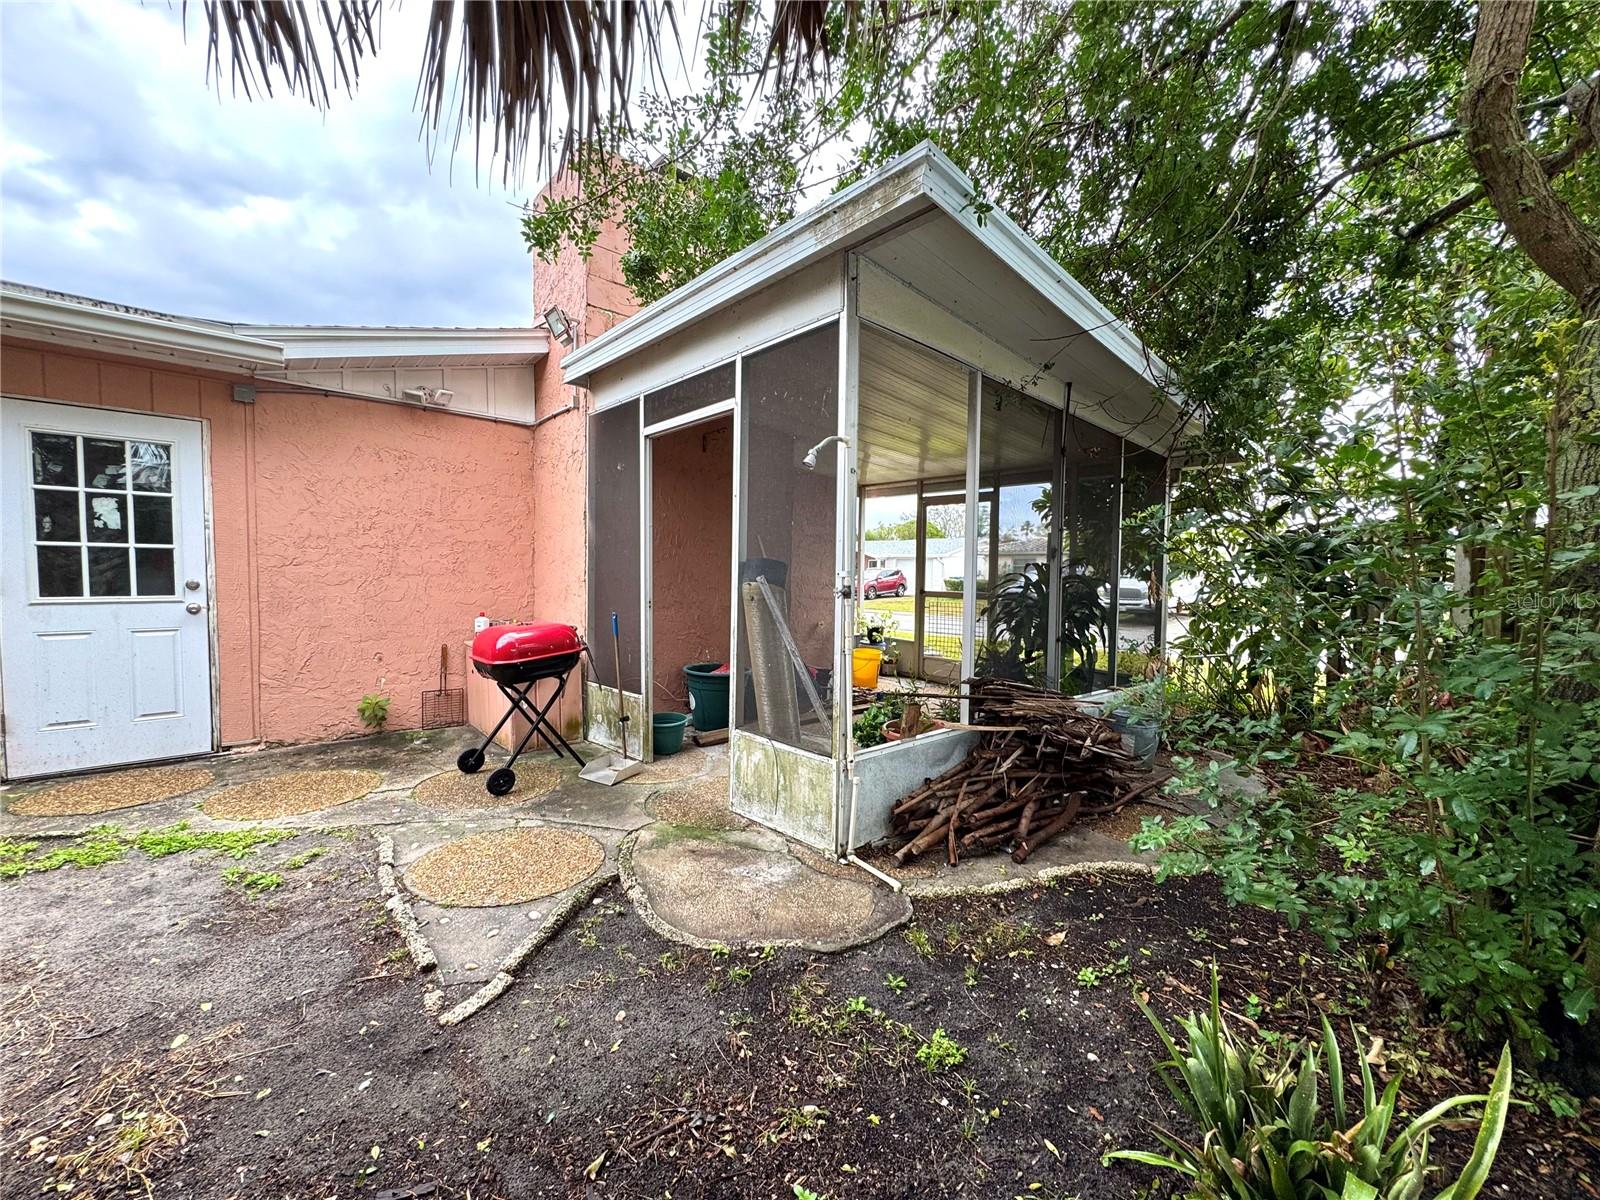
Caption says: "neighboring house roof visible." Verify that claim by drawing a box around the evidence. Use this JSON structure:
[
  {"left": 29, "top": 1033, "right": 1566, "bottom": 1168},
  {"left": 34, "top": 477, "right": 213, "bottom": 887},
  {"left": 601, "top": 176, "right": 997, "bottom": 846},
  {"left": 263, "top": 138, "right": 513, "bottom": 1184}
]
[
  {"left": 561, "top": 140, "right": 1192, "bottom": 451},
  {"left": 998, "top": 535, "right": 1049, "bottom": 556},
  {"left": 862, "top": 537, "right": 964, "bottom": 560},
  {"left": 0, "top": 281, "right": 548, "bottom": 375}
]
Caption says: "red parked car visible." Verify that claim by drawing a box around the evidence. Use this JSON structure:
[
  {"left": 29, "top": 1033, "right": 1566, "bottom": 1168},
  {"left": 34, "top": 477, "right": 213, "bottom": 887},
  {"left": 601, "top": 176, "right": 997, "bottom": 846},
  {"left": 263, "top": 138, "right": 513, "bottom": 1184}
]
[{"left": 861, "top": 568, "right": 907, "bottom": 599}]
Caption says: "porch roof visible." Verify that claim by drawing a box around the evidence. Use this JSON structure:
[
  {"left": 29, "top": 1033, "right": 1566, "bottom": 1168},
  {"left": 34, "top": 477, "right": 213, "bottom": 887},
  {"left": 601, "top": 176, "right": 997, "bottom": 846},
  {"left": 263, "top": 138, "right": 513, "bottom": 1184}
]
[{"left": 561, "top": 141, "right": 1192, "bottom": 452}]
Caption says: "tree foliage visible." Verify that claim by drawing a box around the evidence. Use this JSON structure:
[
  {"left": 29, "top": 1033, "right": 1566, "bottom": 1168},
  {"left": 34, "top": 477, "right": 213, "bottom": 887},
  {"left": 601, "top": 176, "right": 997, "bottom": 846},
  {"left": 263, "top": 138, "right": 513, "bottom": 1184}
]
[{"left": 527, "top": 1, "right": 1600, "bottom": 1066}]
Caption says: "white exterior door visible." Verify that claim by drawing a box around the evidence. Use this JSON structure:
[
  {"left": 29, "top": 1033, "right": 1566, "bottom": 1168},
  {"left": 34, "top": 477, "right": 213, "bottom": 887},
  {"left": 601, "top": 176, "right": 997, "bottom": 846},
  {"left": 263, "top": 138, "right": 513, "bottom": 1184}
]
[{"left": 1, "top": 398, "right": 213, "bottom": 778}]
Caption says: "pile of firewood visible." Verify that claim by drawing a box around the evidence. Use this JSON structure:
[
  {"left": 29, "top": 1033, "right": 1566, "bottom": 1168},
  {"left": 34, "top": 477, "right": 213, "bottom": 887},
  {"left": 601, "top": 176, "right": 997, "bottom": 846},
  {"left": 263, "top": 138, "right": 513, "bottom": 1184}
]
[{"left": 892, "top": 678, "right": 1153, "bottom": 866}]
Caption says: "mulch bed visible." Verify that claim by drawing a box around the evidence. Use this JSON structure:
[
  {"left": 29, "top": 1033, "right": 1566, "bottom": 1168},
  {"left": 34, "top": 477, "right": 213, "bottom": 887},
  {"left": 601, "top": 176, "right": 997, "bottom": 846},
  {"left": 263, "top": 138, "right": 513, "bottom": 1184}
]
[
  {"left": 6, "top": 766, "right": 214, "bottom": 817},
  {"left": 412, "top": 765, "right": 561, "bottom": 811},
  {"left": 200, "top": 769, "right": 383, "bottom": 821},
  {"left": 403, "top": 827, "right": 603, "bottom": 907}
]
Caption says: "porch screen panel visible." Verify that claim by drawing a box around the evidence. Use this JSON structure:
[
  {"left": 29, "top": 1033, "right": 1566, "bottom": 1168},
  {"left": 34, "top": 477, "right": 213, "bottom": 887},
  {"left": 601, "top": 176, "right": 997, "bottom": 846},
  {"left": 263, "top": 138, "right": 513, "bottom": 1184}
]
[
  {"left": 1063, "top": 414, "right": 1122, "bottom": 693},
  {"left": 979, "top": 379, "right": 1062, "bottom": 684},
  {"left": 736, "top": 324, "right": 839, "bottom": 755},
  {"left": 588, "top": 399, "right": 643, "bottom": 692},
  {"left": 644, "top": 362, "right": 735, "bottom": 427},
  {"left": 1120, "top": 447, "right": 1169, "bottom": 678}
]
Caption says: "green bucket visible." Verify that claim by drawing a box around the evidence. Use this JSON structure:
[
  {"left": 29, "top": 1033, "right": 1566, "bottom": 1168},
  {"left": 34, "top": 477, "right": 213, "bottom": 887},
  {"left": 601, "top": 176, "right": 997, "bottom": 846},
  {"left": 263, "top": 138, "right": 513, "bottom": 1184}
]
[
  {"left": 652, "top": 712, "right": 689, "bottom": 756},
  {"left": 682, "top": 662, "right": 731, "bottom": 731}
]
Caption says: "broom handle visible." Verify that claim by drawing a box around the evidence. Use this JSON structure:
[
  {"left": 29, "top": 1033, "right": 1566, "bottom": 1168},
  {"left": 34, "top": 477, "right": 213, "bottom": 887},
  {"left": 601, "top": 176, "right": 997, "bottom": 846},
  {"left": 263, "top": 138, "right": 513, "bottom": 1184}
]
[{"left": 612, "top": 611, "right": 626, "bottom": 759}]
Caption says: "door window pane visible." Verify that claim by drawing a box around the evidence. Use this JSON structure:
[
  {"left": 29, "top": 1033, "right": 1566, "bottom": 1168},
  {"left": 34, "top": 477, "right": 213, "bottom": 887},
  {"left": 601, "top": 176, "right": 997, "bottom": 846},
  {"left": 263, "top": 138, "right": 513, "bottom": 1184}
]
[
  {"left": 135, "top": 548, "right": 176, "bottom": 596},
  {"left": 129, "top": 442, "right": 172, "bottom": 492},
  {"left": 83, "top": 439, "right": 127, "bottom": 489},
  {"left": 88, "top": 547, "right": 132, "bottom": 597},
  {"left": 37, "top": 546, "right": 83, "bottom": 597},
  {"left": 34, "top": 489, "right": 81, "bottom": 541},
  {"left": 87, "top": 493, "right": 128, "bottom": 542},
  {"left": 31, "top": 433, "right": 77, "bottom": 486},
  {"left": 133, "top": 495, "right": 173, "bottom": 545}
]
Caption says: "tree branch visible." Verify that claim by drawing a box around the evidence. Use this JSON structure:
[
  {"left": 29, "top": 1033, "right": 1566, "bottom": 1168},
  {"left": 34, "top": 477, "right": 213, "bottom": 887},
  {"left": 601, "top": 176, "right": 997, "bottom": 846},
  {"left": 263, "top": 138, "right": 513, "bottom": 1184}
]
[
  {"left": 1461, "top": 3, "right": 1600, "bottom": 310},
  {"left": 1403, "top": 123, "right": 1597, "bottom": 242},
  {"left": 1298, "top": 77, "right": 1587, "bottom": 220}
]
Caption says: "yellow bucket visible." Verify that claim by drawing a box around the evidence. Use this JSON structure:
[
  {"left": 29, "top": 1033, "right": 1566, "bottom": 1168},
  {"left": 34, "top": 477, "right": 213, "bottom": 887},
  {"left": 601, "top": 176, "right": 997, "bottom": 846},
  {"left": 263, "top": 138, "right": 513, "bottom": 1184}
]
[{"left": 851, "top": 647, "right": 883, "bottom": 688}]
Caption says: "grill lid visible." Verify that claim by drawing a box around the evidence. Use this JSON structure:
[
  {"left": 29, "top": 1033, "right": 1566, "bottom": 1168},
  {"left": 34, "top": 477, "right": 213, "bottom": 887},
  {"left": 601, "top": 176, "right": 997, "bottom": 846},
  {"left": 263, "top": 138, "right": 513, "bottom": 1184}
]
[{"left": 471, "top": 621, "right": 586, "bottom": 665}]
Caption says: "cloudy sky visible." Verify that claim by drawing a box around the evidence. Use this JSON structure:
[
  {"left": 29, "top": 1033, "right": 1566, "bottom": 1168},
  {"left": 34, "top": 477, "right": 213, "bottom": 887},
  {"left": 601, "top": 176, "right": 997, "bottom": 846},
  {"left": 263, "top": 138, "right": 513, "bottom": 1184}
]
[{"left": 1, "top": 2, "right": 539, "bottom": 328}]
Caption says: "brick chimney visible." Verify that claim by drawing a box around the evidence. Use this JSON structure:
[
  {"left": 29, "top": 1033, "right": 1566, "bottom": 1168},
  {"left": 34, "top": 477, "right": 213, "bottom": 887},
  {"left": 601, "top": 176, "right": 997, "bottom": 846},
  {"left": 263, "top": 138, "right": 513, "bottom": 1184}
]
[{"left": 528, "top": 168, "right": 641, "bottom": 736}]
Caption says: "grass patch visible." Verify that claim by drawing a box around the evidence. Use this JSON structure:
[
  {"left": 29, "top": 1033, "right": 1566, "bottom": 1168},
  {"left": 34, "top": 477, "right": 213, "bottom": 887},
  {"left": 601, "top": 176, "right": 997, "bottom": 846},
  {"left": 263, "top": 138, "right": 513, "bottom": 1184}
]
[
  {"left": 220, "top": 867, "right": 284, "bottom": 894},
  {"left": 0, "top": 822, "right": 299, "bottom": 881},
  {"left": 0, "top": 825, "right": 129, "bottom": 880},
  {"left": 133, "top": 823, "right": 296, "bottom": 860}
]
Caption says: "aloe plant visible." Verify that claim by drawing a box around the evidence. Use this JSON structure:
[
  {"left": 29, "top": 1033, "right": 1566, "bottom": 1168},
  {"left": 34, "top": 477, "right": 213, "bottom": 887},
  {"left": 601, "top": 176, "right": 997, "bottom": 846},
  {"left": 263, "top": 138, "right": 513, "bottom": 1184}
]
[{"left": 1104, "top": 969, "right": 1515, "bottom": 1200}]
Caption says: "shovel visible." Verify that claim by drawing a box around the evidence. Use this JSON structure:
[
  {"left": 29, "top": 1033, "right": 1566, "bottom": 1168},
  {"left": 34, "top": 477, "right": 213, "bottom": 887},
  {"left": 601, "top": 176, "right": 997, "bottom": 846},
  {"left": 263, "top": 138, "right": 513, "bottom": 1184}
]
[{"left": 578, "top": 611, "right": 644, "bottom": 785}]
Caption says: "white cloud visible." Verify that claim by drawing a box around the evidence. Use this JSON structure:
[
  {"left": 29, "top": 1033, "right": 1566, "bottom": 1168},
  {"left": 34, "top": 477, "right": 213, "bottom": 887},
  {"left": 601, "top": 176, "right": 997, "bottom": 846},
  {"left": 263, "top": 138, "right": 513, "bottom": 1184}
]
[{"left": 0, "top": 0, "right": 536, "bottom": 326}]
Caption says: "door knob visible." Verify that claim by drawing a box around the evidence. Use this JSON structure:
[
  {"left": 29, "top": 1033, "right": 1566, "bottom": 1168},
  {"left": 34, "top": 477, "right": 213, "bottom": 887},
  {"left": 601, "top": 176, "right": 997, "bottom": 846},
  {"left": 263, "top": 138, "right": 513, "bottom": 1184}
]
[
  {"left": 185, "top": 579, "right": 201, "bottom": 591},
  {"left": 186, "top": 602, "right": 203, "bottom": 614}
]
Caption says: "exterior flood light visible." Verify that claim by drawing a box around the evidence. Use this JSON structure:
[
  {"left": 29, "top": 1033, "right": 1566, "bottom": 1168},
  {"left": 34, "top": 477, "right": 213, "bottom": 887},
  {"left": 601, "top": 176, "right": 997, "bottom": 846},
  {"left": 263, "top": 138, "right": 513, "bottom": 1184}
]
[
  {"left": 801, "top": 433, "right": 850, "bottom": 470},
  {"left": 543, "top": 305, "right": 574, "bottom": 347}
]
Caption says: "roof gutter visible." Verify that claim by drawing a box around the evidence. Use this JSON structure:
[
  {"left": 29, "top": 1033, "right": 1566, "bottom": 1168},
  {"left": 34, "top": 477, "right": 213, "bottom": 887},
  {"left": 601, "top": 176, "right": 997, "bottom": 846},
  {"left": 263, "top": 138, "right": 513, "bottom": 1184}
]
[{"left": 0, "top": 287, "right": 285, "bottom": 371}]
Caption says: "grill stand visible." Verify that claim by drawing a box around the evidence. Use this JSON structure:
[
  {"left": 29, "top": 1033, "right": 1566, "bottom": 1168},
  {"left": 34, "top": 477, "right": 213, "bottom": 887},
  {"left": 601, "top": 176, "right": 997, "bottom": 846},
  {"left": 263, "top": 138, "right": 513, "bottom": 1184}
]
[{"left": 457, "top": 672, "right": 584, "bottom": 796}]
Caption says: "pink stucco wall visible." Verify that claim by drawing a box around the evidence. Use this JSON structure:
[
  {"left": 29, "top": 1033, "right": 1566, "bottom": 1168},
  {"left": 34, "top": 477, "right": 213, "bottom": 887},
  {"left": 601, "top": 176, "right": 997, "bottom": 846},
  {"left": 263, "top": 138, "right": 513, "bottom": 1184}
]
[
  {"left": 2, "top": 340, "right": 539, "bottom": 746},
  {"left": 649, "top": 416, "right": 733, "bottom": 711},
  {"left": 530, "top": 168, "right": 642, "bottom": 731}
]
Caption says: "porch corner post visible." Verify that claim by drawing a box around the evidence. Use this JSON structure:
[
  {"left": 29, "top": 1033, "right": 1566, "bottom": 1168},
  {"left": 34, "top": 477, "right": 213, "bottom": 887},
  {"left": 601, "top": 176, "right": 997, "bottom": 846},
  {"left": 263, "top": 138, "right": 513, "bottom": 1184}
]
[
  {"left": 834, "top": 255, "right": 861, "bottom": 855},
  {"left": 961, "top": 368, "right": 981, "bottom": 722},
  {"left": 1045, "top": 384, "right": 1070, "bottom": 689}
]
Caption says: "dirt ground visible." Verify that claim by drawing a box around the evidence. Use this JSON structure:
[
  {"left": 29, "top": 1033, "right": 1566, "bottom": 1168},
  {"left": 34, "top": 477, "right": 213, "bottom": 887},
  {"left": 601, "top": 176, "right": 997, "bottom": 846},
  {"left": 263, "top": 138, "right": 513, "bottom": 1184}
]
[{"left": 3, "top": 835, "right": 1595, "bottom": 1200}]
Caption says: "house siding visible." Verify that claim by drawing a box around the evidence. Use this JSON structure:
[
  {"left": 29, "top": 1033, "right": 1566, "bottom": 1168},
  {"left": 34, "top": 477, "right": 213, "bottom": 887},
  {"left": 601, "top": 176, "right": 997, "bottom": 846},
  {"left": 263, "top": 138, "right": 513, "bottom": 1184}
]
[{"left": 2, "top": 339, "right": 539, "bottom": 748}]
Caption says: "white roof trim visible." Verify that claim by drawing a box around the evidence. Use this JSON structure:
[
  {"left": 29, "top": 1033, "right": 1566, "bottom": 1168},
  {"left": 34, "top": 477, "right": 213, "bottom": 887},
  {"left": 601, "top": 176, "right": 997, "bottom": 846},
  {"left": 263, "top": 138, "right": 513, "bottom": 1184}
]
[
  {"left": 1, "top": 286, "right": 284, "bottom": 371},
  {"left": 561, "top": 141, "right": 1172, "bottom": 392},
  {"left": 1, "top": 284, "right": 548, "bottom": 371},
  {"left": 561, "top": 148, "right": 933, "bottom": 382},
  {"left": 240, "top": 325, "right": 548, "bottom": 364}
]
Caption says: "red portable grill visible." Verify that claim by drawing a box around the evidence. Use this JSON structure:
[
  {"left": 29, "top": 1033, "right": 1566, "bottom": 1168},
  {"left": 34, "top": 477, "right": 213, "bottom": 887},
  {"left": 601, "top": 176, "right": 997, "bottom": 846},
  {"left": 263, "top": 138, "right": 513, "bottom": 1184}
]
[{"left": 458, "top": 621, "right": 587, "bottom": 795}]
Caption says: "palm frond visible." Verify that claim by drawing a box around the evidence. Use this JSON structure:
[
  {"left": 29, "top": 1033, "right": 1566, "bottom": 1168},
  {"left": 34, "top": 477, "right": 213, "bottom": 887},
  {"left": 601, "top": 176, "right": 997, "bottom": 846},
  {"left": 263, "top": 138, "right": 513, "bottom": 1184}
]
[
  {"left": 195, "top": 2, "right": 913, "bottom": 174},
  {"left": 196, "top": 1, "right": 678, "bottom": 173}
]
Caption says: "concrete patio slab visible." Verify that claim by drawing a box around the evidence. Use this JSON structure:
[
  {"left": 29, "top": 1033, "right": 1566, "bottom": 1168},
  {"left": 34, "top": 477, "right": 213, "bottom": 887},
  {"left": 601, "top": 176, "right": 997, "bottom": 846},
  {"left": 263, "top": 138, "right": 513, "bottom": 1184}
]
[
  {"left": 383, "top": 817, "right": 626, "bottom": 987},
  {"left": 622, "top": 823, "right": 911, "bottom": 952}
]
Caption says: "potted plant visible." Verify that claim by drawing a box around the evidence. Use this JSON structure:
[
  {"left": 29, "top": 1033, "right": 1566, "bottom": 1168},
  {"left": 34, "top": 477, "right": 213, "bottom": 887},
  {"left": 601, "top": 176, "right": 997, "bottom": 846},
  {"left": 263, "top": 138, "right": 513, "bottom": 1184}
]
[
  {"left": 1105, "top": 679, "right": 1166, "bottom": 769},
  {"left": 852, "top": 694, "right": 904, "bottom": 748}
]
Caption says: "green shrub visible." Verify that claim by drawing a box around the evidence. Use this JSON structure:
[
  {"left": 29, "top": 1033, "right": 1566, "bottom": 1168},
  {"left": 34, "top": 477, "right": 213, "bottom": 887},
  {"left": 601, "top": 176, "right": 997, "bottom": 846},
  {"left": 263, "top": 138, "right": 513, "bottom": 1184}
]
[
  {"left": 1105, "top": 970, "right": 1514, "bottom": 1200},
  {"left": 1132, "top": 759, "right": 1600, "bottom": 1059}
]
